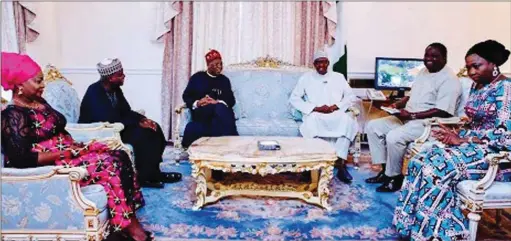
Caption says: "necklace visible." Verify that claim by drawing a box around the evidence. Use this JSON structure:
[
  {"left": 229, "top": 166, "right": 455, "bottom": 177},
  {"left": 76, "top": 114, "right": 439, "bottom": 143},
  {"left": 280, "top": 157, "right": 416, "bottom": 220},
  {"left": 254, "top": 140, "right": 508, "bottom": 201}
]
[{"left": 13, "top": 99, "right": 44, "bottom": 110}]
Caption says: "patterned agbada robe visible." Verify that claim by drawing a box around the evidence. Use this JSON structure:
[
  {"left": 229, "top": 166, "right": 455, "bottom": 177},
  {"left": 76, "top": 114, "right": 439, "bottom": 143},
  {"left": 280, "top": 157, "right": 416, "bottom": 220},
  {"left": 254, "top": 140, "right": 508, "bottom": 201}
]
[
  {"left": 393, "top": 78, "right": 511, "bottom": 241},
  {"left": 1, "top": 101, "right": 144, "bottom": 231}
]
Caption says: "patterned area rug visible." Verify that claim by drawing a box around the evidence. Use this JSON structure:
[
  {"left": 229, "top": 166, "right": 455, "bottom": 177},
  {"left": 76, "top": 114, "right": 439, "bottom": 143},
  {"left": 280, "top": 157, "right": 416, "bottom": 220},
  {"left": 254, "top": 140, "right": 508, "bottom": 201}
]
[{"left": 132, "top": 148, "right": 510, "bottom": 241}]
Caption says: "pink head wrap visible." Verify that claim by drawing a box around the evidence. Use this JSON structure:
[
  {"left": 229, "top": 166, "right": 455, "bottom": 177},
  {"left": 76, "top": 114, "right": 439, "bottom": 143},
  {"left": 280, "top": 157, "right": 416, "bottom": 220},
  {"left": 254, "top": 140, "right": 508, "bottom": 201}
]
[{"left": 1, "top": 52, "right": 42, "bottom": 90}]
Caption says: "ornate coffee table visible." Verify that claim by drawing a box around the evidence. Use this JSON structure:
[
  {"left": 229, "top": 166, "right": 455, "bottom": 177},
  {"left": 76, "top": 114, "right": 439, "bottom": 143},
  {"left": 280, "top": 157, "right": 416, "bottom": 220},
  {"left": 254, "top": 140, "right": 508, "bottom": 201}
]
[{"left": 187, "top": 136, "right": 337, "bottom": 210}]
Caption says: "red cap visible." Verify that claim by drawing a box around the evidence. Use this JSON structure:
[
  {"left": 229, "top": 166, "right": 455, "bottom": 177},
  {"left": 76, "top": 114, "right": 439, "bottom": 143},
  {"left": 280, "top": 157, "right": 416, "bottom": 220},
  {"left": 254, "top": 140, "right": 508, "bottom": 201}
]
[{"left": 205, "top": 49, "right": 222, "bottom": 65}]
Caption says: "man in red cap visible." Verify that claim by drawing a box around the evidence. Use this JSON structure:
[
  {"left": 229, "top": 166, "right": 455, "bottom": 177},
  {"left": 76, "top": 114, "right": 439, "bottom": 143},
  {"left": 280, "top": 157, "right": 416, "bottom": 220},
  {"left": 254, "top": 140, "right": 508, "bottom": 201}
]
[{"left": 182, "top": 49, "right": 238, "bottom": 148}]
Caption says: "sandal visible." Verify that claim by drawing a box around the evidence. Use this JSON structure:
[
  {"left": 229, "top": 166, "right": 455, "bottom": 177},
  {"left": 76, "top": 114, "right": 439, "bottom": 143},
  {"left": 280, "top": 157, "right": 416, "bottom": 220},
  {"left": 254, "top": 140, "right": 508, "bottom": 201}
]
[{"left": 145, "top": 231, "right": 155, "bottom": 241}]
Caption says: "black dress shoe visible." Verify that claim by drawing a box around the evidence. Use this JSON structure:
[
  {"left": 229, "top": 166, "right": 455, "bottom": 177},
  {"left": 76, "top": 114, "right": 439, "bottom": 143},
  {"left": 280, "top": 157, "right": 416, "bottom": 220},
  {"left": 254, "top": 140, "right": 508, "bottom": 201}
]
[
  {"left": 337, "top": 164, "right": 353, "bottom": 184},
  {"left": 365, "top": 170, "right": 388, "bottom": 184},
  {"left": 140, "top": 180, "right": 164, "bottom": 188},
  {"left": 376, "top": 175, "right": 404, "bottom": 192},
  {"left": 144, "top": 231, "right": 155, "bottom": 240},
  {"left": 123, "top": 231, "right": 155, "bottom": 241},
  {"left": 159, "top": 172, "right": 182, "bottom": 183}
]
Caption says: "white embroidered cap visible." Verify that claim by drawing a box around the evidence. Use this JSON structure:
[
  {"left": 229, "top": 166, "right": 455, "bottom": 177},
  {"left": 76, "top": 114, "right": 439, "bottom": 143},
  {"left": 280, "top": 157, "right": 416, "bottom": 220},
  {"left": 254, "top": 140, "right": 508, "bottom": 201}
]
[
  {"left": 97, "top": 57, "right": 123, "bottom": 77},
  {"left": 313, "top": 50, "right": 328, "bottom": 61}
]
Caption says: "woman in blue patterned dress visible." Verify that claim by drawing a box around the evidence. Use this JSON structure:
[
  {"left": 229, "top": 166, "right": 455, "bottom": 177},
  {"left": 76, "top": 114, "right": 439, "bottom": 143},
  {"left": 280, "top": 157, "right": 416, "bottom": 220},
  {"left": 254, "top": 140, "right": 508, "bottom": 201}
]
[{"left": 393, "top": 39, "right": 511, "bottom": 241}]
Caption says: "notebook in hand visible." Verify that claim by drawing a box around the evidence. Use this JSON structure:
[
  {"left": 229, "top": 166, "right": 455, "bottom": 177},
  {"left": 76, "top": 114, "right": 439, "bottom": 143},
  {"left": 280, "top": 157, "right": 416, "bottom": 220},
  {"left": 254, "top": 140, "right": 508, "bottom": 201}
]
[
  {"left": 381, "top": 106, "right": 401, "bottom": 115},
  {"left": 258, "top": 140, "right": 281, "bottom": 151},
  {"left": 437, "top": 117, "right": 463, "bottom": 124}
]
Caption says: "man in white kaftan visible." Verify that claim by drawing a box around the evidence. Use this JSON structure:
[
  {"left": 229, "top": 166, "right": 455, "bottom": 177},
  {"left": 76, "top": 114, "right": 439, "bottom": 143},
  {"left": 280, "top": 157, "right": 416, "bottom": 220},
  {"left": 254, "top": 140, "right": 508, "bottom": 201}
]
[{"left": 289, "top": 51, "right": 359, "bottom": 183}]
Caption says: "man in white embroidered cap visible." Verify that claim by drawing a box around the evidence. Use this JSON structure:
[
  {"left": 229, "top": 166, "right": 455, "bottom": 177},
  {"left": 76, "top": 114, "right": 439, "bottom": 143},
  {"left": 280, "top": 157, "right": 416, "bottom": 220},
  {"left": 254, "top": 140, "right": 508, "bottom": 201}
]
[
  {"left": 79, "top": 57, "right": 182, "bottom": 188},
  {"left": 289, "top": 50, "right": 359, "bottom": 184}
]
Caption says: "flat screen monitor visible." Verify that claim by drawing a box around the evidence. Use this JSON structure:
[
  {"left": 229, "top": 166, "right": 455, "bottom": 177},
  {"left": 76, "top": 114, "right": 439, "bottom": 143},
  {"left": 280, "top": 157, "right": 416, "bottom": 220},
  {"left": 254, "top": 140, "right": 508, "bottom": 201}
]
[{"left": 374, "top": 57, "right": 425, "bottom": 98}]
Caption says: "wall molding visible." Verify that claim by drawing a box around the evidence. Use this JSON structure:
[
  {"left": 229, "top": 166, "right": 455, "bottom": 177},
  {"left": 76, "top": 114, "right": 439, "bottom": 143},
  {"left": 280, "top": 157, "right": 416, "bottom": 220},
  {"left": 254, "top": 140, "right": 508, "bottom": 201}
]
[
  {"left": 347, "top": 71, "right": 511, "bottom": 80},
  {"left": 348, "top": 72, "right": 374, "bottom": 79},
  {"left": 56, "top": 68, "right": 511, "bottom": 79},
  {"left": 58, "top": 68, "right": 377, "bottom": 79},
  {"left": 59, "top": 68, "right": 162, "bottom": 76}
]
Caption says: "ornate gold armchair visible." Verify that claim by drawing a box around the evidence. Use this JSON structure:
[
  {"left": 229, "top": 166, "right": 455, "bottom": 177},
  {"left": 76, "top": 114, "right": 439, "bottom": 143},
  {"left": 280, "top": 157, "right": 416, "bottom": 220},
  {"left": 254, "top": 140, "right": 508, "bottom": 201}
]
[
  {"left": 174, "top": 56, "right": 363, "bottom": 165},
  {"left": 0, "top": 65, "right": 136, "bottom": 241}
]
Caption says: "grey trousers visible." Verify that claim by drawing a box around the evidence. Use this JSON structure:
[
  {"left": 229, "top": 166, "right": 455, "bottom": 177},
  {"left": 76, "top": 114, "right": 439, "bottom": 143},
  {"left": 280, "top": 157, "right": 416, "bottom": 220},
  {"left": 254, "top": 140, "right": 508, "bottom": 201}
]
[{"left": 365, "top": 116, "right": 425, "bottom": 176}]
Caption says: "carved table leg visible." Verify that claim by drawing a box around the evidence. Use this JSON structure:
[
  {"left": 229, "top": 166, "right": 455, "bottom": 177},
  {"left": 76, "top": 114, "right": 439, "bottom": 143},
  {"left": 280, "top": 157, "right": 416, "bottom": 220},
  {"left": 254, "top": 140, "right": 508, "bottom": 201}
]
[
  {"left": 318, "top": 165, "right": 334, "bottom": 211},
  {"left": 192, "top": 162, "right": 208, "bottom": 210}
]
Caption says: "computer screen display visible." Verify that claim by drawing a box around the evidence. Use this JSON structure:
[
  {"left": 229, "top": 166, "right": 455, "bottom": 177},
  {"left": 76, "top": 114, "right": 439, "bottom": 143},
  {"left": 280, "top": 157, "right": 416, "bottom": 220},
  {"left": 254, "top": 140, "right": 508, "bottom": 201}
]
[{"left": 374, "top": 57, "right": 425, "bottom": 90}]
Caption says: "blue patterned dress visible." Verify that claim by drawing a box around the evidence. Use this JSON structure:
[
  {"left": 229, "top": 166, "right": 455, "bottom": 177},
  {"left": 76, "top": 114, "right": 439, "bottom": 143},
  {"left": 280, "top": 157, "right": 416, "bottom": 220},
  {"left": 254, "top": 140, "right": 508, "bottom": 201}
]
[{"left": 393, "top": 78, "right": 511, "bottom": 241}]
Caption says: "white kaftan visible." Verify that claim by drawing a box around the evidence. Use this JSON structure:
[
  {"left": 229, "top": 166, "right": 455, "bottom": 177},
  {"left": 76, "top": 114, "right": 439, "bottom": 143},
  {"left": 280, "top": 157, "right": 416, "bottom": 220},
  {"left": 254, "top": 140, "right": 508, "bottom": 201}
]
[{"left": 289, "top": 71, "right": 359, "bottom": 159}]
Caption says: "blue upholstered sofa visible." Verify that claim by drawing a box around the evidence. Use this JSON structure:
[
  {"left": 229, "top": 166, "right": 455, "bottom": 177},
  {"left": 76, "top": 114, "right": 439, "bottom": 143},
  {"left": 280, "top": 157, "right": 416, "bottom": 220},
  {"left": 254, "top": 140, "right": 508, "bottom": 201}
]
[
  {"left": 1, "top": 65, "right": 134, "bottom": 241},
  {"left": 174, "top": 59, "right": 364, "bottom": 160}
]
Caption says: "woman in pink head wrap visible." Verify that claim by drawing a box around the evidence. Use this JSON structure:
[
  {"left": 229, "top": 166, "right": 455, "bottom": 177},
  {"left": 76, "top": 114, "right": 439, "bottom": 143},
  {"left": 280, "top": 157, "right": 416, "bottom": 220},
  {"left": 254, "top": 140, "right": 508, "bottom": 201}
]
[
  {"left": 1, "top": 52, "right": 44, "bottom": 100},
  {"left": 1, "top": 52, "right": 154, "bottom": 241}
]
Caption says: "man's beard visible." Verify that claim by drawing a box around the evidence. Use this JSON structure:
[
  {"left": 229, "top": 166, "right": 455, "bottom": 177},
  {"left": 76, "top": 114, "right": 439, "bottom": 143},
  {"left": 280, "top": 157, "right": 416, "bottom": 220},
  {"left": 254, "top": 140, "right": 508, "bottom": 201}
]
[{"left": 110, "top": 83, "right": 122, "bottom": 89}]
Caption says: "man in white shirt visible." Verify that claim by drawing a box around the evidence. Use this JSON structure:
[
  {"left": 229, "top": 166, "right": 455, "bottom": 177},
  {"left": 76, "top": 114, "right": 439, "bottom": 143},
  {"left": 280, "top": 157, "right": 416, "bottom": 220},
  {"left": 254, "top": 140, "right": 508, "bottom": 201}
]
[
  {"left": 289, "top": 50, "right": 359, "bottom": 183},
  {"left": 365, "top": 43, "right": 462, "bottom": 192}
]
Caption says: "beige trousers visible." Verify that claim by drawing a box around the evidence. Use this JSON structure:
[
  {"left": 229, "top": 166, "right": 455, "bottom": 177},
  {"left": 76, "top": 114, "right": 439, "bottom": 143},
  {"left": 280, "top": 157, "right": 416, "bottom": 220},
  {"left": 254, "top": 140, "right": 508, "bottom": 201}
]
[{"left": 365, "top": 116, "right": 425, "bottom": 176}]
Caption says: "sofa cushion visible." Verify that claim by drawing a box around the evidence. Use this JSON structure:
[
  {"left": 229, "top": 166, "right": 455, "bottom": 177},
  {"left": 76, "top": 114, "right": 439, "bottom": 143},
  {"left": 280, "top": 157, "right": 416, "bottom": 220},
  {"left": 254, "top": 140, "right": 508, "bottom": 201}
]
[
  {"left": 290, "top": 107, "right": 303, "bottom": 121},
  {"left": 224, "top": 69, "right": 310, "bottom": 120},
  {"left": 457, "top": 180, "right": 511, "bottom": 201},
  {"left": 1, "top": 166, "right": 56, "bottom": 176},
  {"left": 179, "top": 118, "right": 301, "bottom": 137},
  {"left": 42, "top": 80, "right": 81, "bottom": 123},
  {"left": 236, "top": 118, "right": 301, "bottom": 136},
  {"left": 81, "top": 184, "right": 108, "bottom": 212}
]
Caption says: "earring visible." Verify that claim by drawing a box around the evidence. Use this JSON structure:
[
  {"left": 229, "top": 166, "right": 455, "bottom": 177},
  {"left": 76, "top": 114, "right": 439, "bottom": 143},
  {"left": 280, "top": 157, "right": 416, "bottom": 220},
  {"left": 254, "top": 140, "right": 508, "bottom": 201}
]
[
  {"left": 493, "top": 66, "right": 499, "bottom": 77},
  {"left": 17, "top": 87, "right": 23, "bottom": 96}
]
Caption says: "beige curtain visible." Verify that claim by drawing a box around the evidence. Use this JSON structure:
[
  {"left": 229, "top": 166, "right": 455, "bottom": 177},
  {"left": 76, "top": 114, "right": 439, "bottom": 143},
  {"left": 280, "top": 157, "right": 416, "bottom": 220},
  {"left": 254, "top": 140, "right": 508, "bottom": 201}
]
[
  {"left": 2, "top": 2, "right": 19, "bottom": 53},
  {"left": 13, "top": 1, "right": 39, "bottom": 53},
  {"left": 153, "top": 2, "right": 181, "bottom": 42},
  {"left": 160, "top": 2, "right": 194, "bottom": 140},
  {"left": 295, "top": 1, "right": 337, "bottom": 67},
  {"left": 191, "top": 1, "right": 336, "bottom": 72},
  {"left": 191, "top": 2, "right": 298, "bottom": 72}
]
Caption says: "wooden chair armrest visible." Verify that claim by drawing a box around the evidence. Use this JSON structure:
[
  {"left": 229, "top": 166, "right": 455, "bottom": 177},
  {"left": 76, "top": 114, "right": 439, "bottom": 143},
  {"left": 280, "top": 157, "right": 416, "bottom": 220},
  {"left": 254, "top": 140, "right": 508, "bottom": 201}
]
[
  {"left": 413, "top": 116, "right": 468, "bottom": 146},
  {"left": 175, "top": 104, "right": 188, "bottom": 114},
  {"left": 474, "top": 151, "right": 510, "bottom": 191},
  {"left": 347, "top": 106, "right": 360, "bottom": 117},
  {"left": 429, "top": 116, "right": 469, "bottom": 126}
]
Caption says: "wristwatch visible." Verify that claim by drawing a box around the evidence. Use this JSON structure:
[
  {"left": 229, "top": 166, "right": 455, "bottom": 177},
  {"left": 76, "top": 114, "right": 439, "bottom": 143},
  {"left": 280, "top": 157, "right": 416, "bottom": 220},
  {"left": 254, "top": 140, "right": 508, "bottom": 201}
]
[{"left": 410, "top": 113, "right": 417, "bottom": 120}]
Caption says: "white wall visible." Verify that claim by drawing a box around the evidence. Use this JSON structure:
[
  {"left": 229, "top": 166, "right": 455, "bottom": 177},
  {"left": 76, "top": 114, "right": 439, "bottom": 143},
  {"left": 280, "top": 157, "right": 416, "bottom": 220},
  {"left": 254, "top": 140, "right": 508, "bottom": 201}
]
[
  {"left": 24, "top": 2, "right": 511, "bottom": 124},
  {"left": 27, "top": 2, "right": 164, "bottom": 124},
  {"left": 344, "top": 2, "right": 511, "bottom": 78}
]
